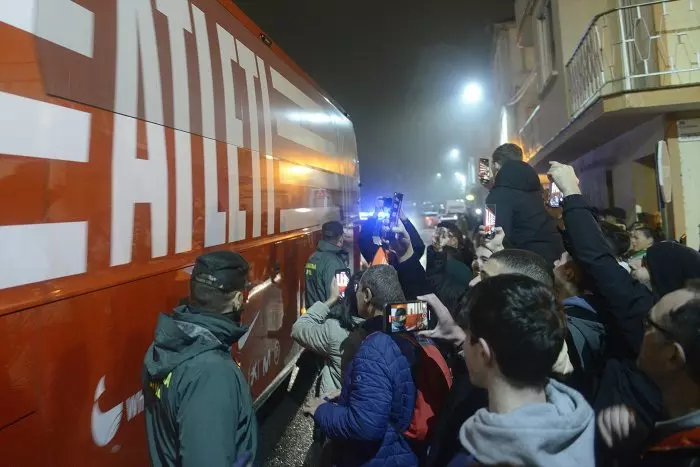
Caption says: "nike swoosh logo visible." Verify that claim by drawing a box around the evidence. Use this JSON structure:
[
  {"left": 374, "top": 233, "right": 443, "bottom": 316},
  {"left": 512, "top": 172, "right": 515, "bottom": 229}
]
[
  {"left": 91, "top": 376, "right": 123, "bottom": 447},
  {"left": 237, "top": 311, "right": 260, "bottom": 351}
]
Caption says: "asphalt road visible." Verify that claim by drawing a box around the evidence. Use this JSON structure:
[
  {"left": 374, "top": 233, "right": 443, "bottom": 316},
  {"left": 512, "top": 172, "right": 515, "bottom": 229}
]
[{"left": 258, "top": 353, "right": 319, "bottom": 467}]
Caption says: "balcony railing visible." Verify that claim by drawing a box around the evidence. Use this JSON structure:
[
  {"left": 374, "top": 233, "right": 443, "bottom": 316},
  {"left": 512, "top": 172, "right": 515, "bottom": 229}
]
[{"left": 566, "top": 0, "right": 700, "bottom": 118}]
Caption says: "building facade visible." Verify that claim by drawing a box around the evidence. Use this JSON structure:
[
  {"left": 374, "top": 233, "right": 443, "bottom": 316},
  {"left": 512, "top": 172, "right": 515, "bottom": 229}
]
[{"left": 492, "top": 0, "right": 700, "bottom": 248}]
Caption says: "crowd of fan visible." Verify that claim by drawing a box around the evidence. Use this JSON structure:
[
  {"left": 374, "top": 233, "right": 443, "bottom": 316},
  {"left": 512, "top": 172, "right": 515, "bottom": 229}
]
[
  {"left": 292, "top": 148, "right": 700, "bottom": 467},
  {"left": 141, "top": 144, "right": 700, "bottom": 467}
]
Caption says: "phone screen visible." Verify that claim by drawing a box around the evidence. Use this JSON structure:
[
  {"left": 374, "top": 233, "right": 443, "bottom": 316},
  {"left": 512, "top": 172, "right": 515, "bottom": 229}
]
[
  {"left": 549, "top": 182, "right": 564, "bottom": 208},
  {"left": 385, "top": 301, "right": 430, "bottom": 333},
  {"left": 387, "top": 192, "right": 404, "bottom": 230},
  {"left": 478, "top": 158, "right": 490, "bottom": 181},
  {"left": 373, "top": 197, "right": 393, "bottom": 245},
  {"left": 484, "top": 205, "right": 496, "bottom": 237},
  {"left": 335, "top": 269, "right": 350, "bottom": 298}
]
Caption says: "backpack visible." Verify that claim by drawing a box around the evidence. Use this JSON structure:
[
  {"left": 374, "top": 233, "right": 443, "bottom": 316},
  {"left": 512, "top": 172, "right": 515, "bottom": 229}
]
[{"left": 389, "top": 333, "right": 453, "bottom": 443}]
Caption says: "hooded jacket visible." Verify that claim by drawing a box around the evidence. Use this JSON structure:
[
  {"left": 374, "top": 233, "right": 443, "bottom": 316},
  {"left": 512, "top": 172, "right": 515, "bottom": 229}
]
[
  {"left": 305, "top": 240, "right": 349, "bottom": 306},
  {"left": 142, "top": 306, "right": 257, "bottom": 467},
  {"left": 449, "top": 379, "right": 596, "bottom": 467},
  {"left": 485, "top": 160, "right": 564, "bottom": 264}
]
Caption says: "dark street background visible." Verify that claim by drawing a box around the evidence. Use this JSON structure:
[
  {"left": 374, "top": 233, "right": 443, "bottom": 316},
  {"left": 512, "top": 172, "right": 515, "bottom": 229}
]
[{"left": 237, "top": 0, "right": 514, "bottom": 207}]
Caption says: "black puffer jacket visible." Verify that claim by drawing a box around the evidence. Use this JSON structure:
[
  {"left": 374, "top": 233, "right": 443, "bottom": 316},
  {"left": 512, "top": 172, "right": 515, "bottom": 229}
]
[{"left": 485, "top": 160, "right": 564, "bottom": 264}]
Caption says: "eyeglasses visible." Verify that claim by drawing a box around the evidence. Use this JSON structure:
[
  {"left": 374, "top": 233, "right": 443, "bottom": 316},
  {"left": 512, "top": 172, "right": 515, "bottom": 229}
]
[{"left": 644, "top": 315, "right": 675, "bottom": 340}]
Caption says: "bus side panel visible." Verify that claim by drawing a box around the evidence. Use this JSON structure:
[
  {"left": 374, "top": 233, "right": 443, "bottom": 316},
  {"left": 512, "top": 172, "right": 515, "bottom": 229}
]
[
  {"left": 0, "top": 234, "right": 314, "bottom": 466},
  {"left": 0, "top": 310, "right": 44, "bottom": 465}
]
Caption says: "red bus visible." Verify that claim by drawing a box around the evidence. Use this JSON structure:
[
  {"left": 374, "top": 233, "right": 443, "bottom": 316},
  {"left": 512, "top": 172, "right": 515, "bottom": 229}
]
[{"left": 0, "top": 0, "right": 359, "bottom": 464}]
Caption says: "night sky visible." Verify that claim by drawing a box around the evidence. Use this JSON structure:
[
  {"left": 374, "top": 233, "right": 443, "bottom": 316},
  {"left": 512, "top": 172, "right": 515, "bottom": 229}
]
[{"left": 237, "top": 0, "right": 514, "bottom": 209}]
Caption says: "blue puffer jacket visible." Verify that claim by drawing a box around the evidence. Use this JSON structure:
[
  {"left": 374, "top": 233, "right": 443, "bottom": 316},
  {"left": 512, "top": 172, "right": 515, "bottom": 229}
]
[{"left": 314, "top": 331, "right": 418, "bottom": 467}]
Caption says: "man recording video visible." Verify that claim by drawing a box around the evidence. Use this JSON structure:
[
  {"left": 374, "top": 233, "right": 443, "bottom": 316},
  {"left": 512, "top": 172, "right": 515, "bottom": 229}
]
[{"left": 484, "top": 143, "right": 564, "bottom": 264}]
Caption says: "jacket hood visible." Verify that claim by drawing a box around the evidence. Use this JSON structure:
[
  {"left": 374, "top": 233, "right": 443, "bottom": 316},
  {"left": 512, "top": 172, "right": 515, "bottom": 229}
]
[
  {"left": 493, "top": 160, "right": 543, "bottom": 193},
  {"left": 144, "top": 305, "right": 248, "bottom": 380},
  {"left": 317, "top": 239, "right": 347, "bottom": 256},
  {"left": 562, "top": 296, "right": 597, "bottom": 315},
  {"left": 646, "top": 241, "right": 700, "bottom": 298},
  {"left": 459, "top": 379, "right": 595, "bottom": 467}
]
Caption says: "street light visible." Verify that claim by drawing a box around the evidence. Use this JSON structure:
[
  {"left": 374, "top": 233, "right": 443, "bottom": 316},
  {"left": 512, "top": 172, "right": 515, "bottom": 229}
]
[
  {"left": 463, "top": 82, "right": 483, "bottom": 104},
  {"left": 436, "top": 172, "right": 442, "bottom": 179},
  {"left": 449, "top": 148, "right": 460, "bottom": 160},
  {"left": 466, "top": 194, "right": 475, "bottom": 202}
]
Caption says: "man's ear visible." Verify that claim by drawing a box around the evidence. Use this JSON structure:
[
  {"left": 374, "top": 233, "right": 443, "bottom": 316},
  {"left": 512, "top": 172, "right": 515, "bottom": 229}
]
[
  {"left": 670, "top": 342, "right": 687, "bottom": 372},
  {"left": 363, "top": 288, "right": 373, "bottom": 305},
  {"left": 563, "top": 263, "right": 576, "bottom": 283},
  {"left": 478, "top": 338, "right": 494, "bottom": 367}
]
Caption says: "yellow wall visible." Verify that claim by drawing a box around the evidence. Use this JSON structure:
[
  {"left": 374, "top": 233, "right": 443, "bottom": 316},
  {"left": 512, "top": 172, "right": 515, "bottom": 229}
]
[
  {"left": 666, "top": 117, "right": 700, "bottom": 248},
  {"left": 556, "top": 0, "right": 607, "bottom": 61},
  {"left": 632, "top": 162, "right": 660, "bottom": 214},
  {"left": 655, "top": 1, "right": 700, "bottom": 87}
]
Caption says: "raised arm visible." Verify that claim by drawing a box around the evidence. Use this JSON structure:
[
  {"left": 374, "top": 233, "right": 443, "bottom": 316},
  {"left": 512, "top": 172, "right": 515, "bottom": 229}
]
[{"left": 549, "top": 162, "right": 653, "bottom": 357}]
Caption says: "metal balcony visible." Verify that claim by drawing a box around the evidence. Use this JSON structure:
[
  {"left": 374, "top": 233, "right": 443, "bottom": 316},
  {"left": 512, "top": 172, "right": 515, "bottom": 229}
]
[{"left": 566, "top": 0, "right": 700, "bottom": 119}]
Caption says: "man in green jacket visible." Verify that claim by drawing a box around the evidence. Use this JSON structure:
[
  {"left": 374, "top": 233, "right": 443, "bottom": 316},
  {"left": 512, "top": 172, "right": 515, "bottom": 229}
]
[
  {"left": 142, "top": 251, "right": 257, "bottom": 467},
  {"left": 305, "top": 221, "right": 349, "bottom": 307}
]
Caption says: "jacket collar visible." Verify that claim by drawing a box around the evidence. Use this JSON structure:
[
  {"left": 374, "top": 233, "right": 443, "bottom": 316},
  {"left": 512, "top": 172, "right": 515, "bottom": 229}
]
[
  {"left": 173, "top": 305, "right": 248, "bottom": 348},
  {"left": 317, "top": 239, "right": 345, "bottom": 255}
]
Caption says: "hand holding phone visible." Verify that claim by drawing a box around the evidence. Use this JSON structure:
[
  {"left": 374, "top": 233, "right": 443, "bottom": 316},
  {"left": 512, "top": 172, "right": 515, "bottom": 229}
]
[
  {"left": 483, "top": 206, "right": 497, "bottom": 240},
  {"left": 548, "top": 182, "right": 564, "bottom": 208},
  {"left": 385, "top": 301, "right": 431, "bottom": 333},
  {"left": 381, "top": 192, "right": 404, "bottom": 241}
]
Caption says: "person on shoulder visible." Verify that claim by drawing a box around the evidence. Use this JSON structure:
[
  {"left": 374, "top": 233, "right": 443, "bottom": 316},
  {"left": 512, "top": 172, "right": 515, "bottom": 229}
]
[
  {"left": 449, "top": 274, "right": 595, "bottom": 467},
  {"left": 484, "top": 143, "right": 564, "bottom": 264},
  {"left": 303, "top": 265, "right": 418, "bottom": 467},
  {"left": 305, "top": 221, "right": 349, "bottom": 306},
  {"left": 598, "top": 281, "right": 700, "bottom": 466},
  {"left": 142, "top": 251, "right": 257, "bottom": 467}
]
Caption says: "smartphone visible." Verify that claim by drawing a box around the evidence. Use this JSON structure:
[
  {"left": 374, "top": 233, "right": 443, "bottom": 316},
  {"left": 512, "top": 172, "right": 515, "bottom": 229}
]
[
  {"left": 478, "top": 158, "right": 490, "bottom": 182},
  {"left": 549, "top": 182, "right": 564, "bottom": 208},
  {"left": 387, "top": 192, "right": 404, "bottom": 230},
  {"left": 484, "top": 205, "right": 497, "bottom": 239},
  {"left": 334, "top": 269, "right": 350, "bottom": 298},
  {"left": 384, "top": 301, "right": 431, "bottom": 333},
  {"left": 373, "top": 197, "right": 394, "bottom": 245}
]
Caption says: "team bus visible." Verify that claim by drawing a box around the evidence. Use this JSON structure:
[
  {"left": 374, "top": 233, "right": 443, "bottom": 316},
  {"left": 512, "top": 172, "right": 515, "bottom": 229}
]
[{"left": 0, "top": 0, "right": 359, "bottom": 464}]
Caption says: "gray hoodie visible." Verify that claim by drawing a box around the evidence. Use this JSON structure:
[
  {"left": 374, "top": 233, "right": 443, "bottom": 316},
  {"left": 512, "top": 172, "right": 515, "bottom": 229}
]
[{"left": 459, "top": 379, "right": 595, "bottom": 467}]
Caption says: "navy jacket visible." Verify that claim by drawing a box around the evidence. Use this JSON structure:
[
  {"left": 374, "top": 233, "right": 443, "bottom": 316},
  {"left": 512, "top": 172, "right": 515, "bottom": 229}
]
[{"left": 314, "top": 331, "right": 418, "bottom": 466}]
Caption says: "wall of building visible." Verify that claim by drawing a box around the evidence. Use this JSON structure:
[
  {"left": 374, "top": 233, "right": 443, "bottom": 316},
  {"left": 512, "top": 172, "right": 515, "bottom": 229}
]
[
  {"left": 573, "top": 116, "right": 664, "bottom": 223},
  {"left": 556, "top": 0, "right": 607, "bottom": 61},
  {"left": 666, "top": 115, "right": 700, "bottom": 248}
]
